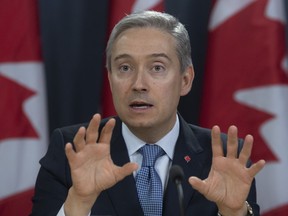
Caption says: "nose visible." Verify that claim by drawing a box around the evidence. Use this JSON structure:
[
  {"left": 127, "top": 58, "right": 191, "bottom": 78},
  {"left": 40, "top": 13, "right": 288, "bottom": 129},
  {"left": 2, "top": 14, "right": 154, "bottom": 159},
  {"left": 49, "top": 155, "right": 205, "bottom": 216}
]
[{"left": 132, "top": 70, "right": 148, "bottom": 92}]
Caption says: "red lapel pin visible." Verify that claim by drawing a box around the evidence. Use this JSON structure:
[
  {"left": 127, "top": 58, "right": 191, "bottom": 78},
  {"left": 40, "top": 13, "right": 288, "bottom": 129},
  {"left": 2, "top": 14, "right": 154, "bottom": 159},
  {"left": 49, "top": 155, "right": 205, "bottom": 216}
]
[{"left": 184, "top": 155, "right": 191, "bottom": 163}]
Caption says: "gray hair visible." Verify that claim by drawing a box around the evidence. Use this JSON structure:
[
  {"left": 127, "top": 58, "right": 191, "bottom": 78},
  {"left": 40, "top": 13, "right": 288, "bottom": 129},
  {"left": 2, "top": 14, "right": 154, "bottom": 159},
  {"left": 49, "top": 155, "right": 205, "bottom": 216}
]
[{"left": 106, "top": 11, "right": 192, "bottom": 73}]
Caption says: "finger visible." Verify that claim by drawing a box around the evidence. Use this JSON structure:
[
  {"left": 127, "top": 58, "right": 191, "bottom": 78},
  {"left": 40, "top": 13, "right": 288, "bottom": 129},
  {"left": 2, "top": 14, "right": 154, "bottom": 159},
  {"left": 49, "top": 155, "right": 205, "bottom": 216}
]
[
  {"left": 65, "top": 142, "right": 76, "bottom": 164},
  {"left": 188, "top": 176, "right": 207, "bottom": 195},
  {"left": 86, "top": 114, "right": 101, "bottom": 144},
  {"left": 226, "top": 125, "right": 238, "bottom": 158},
  {"left": 211, "top": 125, "right": 224, "bottom": 157},
  {"left": 98, "top": 118, "right": 116, "bottom": 144},
  {"left": 248, "top": 159, "right": 266, "bottom": 177},
  {"left": 239, "top": 134, "right": 253, "bottom": 165},
  {"left": 114, "top": 162, "right": 138, "bottom": 182},
  {"left": 73, "top": 127, "right": 86, "bottom": 152}
]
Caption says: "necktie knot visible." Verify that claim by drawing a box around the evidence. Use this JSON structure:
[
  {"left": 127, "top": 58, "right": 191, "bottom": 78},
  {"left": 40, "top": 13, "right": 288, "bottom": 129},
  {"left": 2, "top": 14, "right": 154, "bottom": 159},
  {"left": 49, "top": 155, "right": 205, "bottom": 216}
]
[{"left": 140, "top": 144, "right": 164, "bottom": 167}]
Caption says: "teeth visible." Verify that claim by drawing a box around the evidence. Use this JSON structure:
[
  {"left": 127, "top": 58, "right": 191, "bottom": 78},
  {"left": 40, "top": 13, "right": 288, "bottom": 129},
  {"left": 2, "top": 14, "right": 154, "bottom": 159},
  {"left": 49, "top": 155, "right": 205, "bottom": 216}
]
[{"left": 131, "top": 104, "right": 151, "bottom": 108}]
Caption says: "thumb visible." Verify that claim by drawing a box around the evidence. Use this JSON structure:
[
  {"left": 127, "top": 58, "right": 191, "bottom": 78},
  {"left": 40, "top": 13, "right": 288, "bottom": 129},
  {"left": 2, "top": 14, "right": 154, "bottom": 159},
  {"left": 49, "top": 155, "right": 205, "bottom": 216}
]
[
  {"left": 188, "top": 176, "right": 207, "bottom": 195},
  {"left": 115, "top": 162, "right": 138, "bottom": 182}
]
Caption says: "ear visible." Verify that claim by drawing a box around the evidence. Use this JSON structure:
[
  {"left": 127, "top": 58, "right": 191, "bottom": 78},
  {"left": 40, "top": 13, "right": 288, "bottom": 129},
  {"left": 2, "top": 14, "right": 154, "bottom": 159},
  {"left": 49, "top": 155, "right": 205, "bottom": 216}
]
[{"left": 180, "top": 65, "right": 194, "bottom": 96}]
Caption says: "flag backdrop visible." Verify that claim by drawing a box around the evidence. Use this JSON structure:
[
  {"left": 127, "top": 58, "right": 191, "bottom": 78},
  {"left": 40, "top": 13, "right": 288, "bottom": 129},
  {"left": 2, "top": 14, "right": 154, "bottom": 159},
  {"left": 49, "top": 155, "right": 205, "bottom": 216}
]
[
  {"left": 200, "top": 0, "right": 288, "bottom": 215},
  {"left": 0, "top": 0, "right": 48, "bottom": 215},
  {"left": 0, "top": 0, "right": 283, "bottom": 215}
]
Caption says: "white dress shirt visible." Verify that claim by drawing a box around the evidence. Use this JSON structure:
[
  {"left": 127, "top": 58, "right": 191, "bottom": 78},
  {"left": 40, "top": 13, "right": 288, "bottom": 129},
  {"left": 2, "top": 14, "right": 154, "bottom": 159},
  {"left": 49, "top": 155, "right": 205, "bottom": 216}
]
[
  {"left": 57, "top": 115, "right": 179, "bottom": 216},
  {"left": 123, "top": 115, "right": 179, "bottom": 190}
]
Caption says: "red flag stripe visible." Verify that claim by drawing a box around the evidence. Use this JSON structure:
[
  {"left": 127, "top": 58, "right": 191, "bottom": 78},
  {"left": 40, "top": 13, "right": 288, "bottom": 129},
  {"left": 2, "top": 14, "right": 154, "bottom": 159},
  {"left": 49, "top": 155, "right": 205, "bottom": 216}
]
[
  {"left": 0, "top": 0, "right": 42, "bottom": 62},
  {"left": 0, "top": 188, "right": 34, "bottom": 216}
]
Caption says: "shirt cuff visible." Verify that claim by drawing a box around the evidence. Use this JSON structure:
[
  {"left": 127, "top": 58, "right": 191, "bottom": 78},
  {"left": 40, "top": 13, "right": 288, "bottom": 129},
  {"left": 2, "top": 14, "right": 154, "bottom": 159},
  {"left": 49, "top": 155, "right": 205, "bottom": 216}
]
[{"left": 57, "top": 204, "right": 91, "bottom": 216}]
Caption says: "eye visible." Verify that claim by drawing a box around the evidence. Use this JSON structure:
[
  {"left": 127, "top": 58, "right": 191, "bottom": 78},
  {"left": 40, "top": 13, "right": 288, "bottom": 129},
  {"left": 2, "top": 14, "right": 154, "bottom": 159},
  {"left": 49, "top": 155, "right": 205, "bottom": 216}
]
[
  {"left": 119, "top": 64, "right": 131, "bottom": 73},
  {"left": 152, "top": 64, "right": 165, "bottom": 73}
]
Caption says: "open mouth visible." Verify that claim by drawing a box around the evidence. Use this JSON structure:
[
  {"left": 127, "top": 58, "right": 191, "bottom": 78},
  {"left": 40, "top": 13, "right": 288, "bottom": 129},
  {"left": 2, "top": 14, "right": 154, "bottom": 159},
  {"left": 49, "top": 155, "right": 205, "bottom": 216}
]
[{"left": 129, "top": 101, "right": 153, "bottom": 109}]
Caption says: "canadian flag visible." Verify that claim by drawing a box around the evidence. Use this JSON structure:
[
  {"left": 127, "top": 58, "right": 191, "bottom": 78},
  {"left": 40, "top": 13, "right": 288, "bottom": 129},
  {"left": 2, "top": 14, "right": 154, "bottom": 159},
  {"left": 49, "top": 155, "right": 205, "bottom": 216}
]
[
  {"left": 200, "top": 0, "right": 288, "bottom": 215},
  {"left": 101, "top": 0, "right": 164, "bottom": 117},
  {"left": 0, "top": 0, "right": 48, "bottom": 215}
]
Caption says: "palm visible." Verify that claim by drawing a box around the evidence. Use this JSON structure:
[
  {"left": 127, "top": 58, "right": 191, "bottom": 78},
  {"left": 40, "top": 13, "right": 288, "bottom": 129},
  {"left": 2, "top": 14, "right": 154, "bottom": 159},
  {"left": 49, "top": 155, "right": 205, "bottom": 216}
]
[
  {"left": 69, "top": 143, "right": 116, "bottom": 196},
  {"left": 65, "top": 114, "right": 138, "bottom": 199},
  {"left": 189, "top": 125, "right": 265, "bottom": 211},
  {"left": 200, "top": 156, "right": 253, "bottom": 209}
]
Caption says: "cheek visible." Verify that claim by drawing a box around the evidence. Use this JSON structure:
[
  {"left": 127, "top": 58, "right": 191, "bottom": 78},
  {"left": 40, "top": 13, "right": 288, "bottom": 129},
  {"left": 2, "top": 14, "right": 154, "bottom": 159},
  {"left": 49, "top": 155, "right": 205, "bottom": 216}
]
[
  {"left": 164, "top": 79, "right": 182, "bottom": 95},
  {"left": 110, "top": 78, "right": 124, "bottom": 92},
  {"left": 110, "top": 81, "right": 129, "bottom": 103},
  {"left": 158, "top": 85, "right": 181, "bottom": 105}
]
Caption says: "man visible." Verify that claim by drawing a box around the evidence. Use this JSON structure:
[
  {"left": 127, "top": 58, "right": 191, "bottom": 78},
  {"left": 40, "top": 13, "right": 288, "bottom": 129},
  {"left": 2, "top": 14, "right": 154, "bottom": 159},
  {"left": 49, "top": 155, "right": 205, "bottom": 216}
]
[{"left": 31, "top": 11, "right": 265, "bottom": 216}]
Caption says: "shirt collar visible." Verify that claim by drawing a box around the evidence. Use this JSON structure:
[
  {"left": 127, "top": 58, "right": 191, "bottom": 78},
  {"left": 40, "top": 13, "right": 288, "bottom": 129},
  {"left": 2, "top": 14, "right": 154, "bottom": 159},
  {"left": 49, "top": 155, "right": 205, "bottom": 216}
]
[{"left": 122, "top": 115, "right": 180, "bottom": 160}]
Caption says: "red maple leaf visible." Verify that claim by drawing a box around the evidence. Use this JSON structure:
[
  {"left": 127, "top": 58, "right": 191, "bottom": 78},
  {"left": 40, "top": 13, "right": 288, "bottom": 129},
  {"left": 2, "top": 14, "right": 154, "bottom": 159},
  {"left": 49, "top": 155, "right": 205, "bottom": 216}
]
[
  {"left": 201, "top": 0, "right": 288, "bottom": 162},
  {"left": 0, "top": 74, "right": 39, "bottom": 141}
]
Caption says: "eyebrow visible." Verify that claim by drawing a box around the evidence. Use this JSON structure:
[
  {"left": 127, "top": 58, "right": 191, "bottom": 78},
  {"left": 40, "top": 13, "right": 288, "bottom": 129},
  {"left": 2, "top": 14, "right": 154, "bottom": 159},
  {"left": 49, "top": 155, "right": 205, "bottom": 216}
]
[
  {"left": 150, "top": 53, "right": 172, "bottom": 62},
  {"left": 113, "top": 54, "right": 131, "bottom": 62},
  {"left": 113, "top": 53, "right": 172, "bottom": 63}
]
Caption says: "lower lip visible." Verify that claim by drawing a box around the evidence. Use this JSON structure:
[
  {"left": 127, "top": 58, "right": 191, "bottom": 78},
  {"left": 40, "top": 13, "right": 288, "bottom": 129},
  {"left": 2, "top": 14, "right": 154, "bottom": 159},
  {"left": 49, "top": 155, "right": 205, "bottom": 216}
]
[{"left": 129, "top": 105, "right": 153, "bottom": 112}]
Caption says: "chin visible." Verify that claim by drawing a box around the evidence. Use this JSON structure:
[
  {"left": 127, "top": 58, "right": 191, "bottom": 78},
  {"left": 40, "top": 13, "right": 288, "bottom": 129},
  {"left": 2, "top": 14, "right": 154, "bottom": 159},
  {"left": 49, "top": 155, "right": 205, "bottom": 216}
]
[{"left": 123, "top": 118, "right": 155, "bottom": 129}]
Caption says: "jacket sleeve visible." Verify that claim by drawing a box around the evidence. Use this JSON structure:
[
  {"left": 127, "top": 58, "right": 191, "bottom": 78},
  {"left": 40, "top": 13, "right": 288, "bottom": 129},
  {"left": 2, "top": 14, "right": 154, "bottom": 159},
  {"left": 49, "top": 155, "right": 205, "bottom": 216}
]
[{"left": 30, "top": 128, "right": 73, "bottom": 216}]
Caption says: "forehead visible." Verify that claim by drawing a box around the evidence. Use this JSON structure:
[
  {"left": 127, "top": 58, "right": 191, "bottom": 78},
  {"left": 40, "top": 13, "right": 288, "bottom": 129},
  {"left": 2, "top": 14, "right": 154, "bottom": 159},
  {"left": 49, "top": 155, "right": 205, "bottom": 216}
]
[{"left": 111, "top": 27, "right": 178, "bottom": 61}]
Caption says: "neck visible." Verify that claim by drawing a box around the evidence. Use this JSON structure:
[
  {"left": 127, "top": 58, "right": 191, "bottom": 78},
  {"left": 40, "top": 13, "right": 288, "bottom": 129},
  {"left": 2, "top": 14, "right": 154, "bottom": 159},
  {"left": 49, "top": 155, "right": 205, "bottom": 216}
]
[{"left": 126, "top": 115, "right": 178, "bottom": 144}]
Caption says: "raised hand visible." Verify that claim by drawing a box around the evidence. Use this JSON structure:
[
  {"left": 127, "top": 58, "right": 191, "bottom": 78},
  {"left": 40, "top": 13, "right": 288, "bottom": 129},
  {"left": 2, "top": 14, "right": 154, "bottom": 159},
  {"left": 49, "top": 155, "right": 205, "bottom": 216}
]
[
  {"left": 64, "top": 114, "right": 138, "bottom": 216},
  {"left": 189, "top": 125, "right": 265, "bottom": 216}
]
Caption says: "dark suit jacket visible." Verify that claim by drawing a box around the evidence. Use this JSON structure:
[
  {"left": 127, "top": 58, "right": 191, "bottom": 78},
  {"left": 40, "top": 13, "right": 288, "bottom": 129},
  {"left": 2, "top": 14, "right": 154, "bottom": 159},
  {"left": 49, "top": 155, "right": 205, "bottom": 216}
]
[{"left": 31, "top": 115, "right": 260, "bottom": 216}]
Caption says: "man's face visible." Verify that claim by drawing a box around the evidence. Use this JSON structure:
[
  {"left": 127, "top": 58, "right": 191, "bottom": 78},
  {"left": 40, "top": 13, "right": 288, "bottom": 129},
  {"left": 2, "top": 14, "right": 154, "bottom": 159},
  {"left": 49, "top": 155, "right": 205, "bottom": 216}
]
[{"left": 108, "top": 27, "right": 194, "bottom": 141}]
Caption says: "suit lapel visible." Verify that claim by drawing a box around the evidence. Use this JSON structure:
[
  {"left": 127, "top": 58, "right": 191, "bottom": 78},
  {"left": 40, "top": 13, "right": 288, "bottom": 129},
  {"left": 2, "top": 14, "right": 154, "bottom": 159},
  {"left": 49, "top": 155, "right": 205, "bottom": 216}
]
[
  {"left": 106, "top": 118, "right": 144, "bottom": 216},
  {"left": 103, "top": 116, "right": 212, "bottom": 215},
  {"left": 163, "top": 115, "right": 210, "bottom": 216}
]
